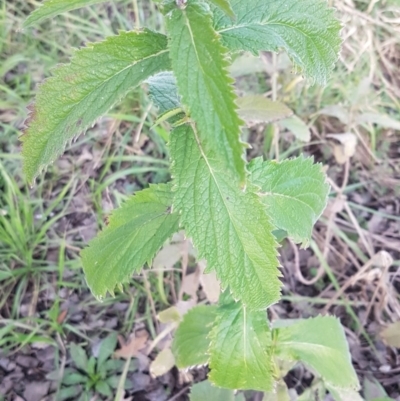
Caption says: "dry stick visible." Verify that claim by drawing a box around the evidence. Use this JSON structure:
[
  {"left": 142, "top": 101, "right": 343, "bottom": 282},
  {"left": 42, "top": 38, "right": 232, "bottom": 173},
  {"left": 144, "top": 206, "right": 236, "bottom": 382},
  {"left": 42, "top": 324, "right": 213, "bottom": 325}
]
[
  {"left": 146, "top": 324, "right": 177, "bottom": 356},
  {"left": 28, "top": 276, "right": 40, "bottom": 324},
  {"left": 143, "top": 272, "right": 159, "bottom": 333},
  {"left": 272, "top": 52, "right": 280, "bottom": 161},
  {"left": 367, "top": 0, "right": 380, "bottom": 14},
  {"left": 178, "top": 239, "right": 189, "bottom": 301},
  {"left": 339, "top": 3, "right": 398, "bottom": 34},
  {"left": 343, "top": 201, "right": 375, "bottom": 258},
  {"left": 169, "top": 271, "right": 178, "bottom": 304},
  {"left": 132, "top": 0, "right": 140, "bottom": 30},
  {"left": 262, "top": 52, "right": 281, "bottom": 161},
  {"left": 55, "top": 332, "right": 67, "bottom": 398},
  {"left": 335, "top": 217, "right": 400, "bottom": 252},
  {"left": 134, "top": 104, "right": 152, "bottom": 143},
  {"left": 352, "top": 126, "right": 382, "bottom": 164},
  {"left": 362, "top": 252, "right": 395, "bottom": 329},
  {"left": 322, "top": 251, "right": 384, "bottom": 314},
  {"left": 167, "top": 385, "right": 191, "bottom": 401},
  {"left": 373, "top": 38, "right": 400, "bottom": 101}
]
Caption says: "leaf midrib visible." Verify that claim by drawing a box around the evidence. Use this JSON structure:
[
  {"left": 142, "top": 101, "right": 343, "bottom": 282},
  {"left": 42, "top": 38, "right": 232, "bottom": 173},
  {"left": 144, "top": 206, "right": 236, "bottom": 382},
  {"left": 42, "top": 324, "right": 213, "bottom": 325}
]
[{"left": 191, "top": 125, "right": 268, "bottom": 288}]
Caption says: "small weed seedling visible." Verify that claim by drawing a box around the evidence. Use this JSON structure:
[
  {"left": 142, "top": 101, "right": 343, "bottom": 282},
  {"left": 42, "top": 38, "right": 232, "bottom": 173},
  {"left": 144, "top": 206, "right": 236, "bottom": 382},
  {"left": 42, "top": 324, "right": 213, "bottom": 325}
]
[
  {"left": 48, "top": 334, "right": 135, "bottom": 401},
  {"left": 22, "top": 0, "right": 364, "bottom": 398}
]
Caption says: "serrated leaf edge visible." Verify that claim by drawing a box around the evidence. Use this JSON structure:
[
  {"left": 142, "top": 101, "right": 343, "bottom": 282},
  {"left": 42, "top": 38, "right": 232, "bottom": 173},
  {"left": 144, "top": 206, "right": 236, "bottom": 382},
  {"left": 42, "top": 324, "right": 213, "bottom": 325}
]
[
  {"left": 167, "top": 2, "right": 248, "bottom": 183},
  {"left": 81, "top": 183, "right": 180, "bottom": 300},
  {"left": 21, "top": 29, "right": 169, "bottom": 183}
]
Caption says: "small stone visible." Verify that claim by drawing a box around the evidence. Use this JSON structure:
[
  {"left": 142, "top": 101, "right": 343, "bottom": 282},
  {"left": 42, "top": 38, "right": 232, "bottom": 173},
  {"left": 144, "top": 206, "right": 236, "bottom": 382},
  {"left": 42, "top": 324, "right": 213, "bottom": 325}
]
[{"left": 379, "top": 364, "right": 391, "bottom": 373}]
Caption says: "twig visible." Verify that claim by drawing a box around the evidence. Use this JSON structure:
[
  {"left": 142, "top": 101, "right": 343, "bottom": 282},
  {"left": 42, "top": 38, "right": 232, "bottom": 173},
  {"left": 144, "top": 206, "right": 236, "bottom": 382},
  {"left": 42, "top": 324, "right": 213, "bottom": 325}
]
[
  {"left": 167, "top": 385, "right": 191, "bottom": 401},
  {"left": 134, "top": 104, "right": 152, "bottom": 143}
]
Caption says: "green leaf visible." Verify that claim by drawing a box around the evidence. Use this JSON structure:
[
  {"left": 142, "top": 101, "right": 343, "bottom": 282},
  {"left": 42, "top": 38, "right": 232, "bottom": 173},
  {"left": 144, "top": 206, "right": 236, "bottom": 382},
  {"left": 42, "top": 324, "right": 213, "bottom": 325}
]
[
  {"left": 95, "top": 381, "right": 112, "bottom": 397},
  {"left": 208, "top": 299, "right": 273, "bottom": 391},
  {"left": 147, "top": 72, "right": 181, "bottom": 114},
  {"left": 81, "top": 184, "right": 180, "bottom": 299},
  {"left": 214, "top": 0, "right": 342, "bottom": 85},
  {"left": 24, "top": 0, "right": 107, "bottom": 28},
  {"left": 97, "top": 333, "right": 118, "bottom": 367},
  {"left": 190, "top": 380, "right": 235, "bottom": 401},
  {"left": 371, "top": 399, "right": 396, "bottom": 401},
  {"left": 87, "top": 356, "right": 96, "bottom": 375},
  {"left": 70, "top": 343, "right": 88, "bottom": 371},
  {"left": 166, "top": 0, "right": 246, "bottom": 182},
  {"left": 22, "top": 30, "right": 170, "bottom": 183},
  {"left": 273, "top": 316, "right": 360, "bottom": 390},
  {"left": 248, "top": 156, "right": 329, "bottom": 245},
  {"left": 170, "top": 125, "right": 281, "bottom": 310},
  {"left": 207, "top": 0, "right": 235, "bottom": 18},
  {"left": 363, "top": 377, "right": 391, "bottom": 401},
  {"left": 236, "top": 95, "right": 293, "bottom": 124},
  {"left": 172, "top": 305, "right": 217, "bottom": 368},
  {"left": 279, "top": 115, "right": 311, "bottom": 142},
  {"left": 62, "top": 373, "right": 87, "bottom": 385},
  {"left": 58, "top": 387, "right": 81, "bottom": 400}
]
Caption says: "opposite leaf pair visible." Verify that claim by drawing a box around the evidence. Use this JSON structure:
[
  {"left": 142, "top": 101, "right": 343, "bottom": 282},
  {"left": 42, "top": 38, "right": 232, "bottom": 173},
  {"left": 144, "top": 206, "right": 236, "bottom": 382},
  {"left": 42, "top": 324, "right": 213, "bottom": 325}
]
[
  {"left": 81, "top": 153, "right": 329, "bottom": 310},
  {"left": 173, "top": 302, "right": 360, "bottom": 392}
]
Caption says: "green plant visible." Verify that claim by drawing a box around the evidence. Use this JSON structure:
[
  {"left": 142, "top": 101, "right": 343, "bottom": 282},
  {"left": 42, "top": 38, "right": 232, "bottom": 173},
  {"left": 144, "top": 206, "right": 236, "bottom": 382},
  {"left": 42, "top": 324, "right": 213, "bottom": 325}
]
[
  {"left": 22, "top": 0, "right": 362, "bottom": 398},
  {"left": 48, "top": 335, "right": 133, "bottom": 401}
]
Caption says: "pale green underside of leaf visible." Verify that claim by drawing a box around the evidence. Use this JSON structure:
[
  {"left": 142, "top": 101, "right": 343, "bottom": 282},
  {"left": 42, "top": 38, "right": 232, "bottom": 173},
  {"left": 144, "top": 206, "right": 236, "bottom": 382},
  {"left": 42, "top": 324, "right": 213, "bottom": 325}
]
[
  {"left": 147, "top": 72, "right": 181, "bottom": 114},
  {"left": 249, "top": 156, "right": 330, "bottom": 245},
  {"left": 166, "top": 0, "right": 246, "bottom": 182},
  {"left": 190, "top": 380, "right": 235, "bottom": 401},
  {"left": 326, "top": 384, "right": 364, "bottom": 401},
  {"left": 236, "top": 95, "right": 293, "bottom": 125},
  {"left": 170, "top": 124, "right": 281, "bottom": 310},
  {"left": 172, "top": 305, "right": 217, "bottom": 368},
  {"left": 279, "top": 115, "right": 311, "bottom": 142},
  {"left": 214, "top": 0, "right": 342, "bottom": 85},
  {"left": 146, "top": 80, "right": 295, "bottom": 127},
  {"left": 273, "top": 316, "right": 360, "bottom": 390},
  {"left": 81, "top": 184, "right": 180, "bottom": 299},
  {"left": 208, "top": 300, "right": 273, "bottom": 391},
  {"left": 207, "top": 0, "right": 235, "bottom": 18},
  {"left": 22, "top": 30, "right": 170, "bottom": 183},
  {"left": 24, "top": 0, "right": 108, "bottom": 27}
]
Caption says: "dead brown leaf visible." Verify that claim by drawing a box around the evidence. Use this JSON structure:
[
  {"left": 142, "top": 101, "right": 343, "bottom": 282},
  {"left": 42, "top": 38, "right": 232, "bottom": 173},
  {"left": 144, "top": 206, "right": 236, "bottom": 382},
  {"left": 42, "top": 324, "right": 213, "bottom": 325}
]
[
  {"left": 149, "top": 348, "right": 175, "bottom": 378},
  {"left": 180, "top": 271, "right": 200, "bottom": 301},
  {"left": 153, "top": 243, "right": 182, "bottom": 270},
  {"left": 327, "top": 132, "right": 358, "bottom": 164},
  {"left": 380, "top": 322, "right": 400, "bottom": 348},
  {"left": 157, "top": 306, "right": 181, "bottom": 324},
  {"left": 57, "top": 309, "right": 68, "bottom": 324},
  {"left": 114, "top": 330, "right": 149, "bottom": 359},
  {"left": 199, "top": 261, "right": 220, "bottom": 303}
]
